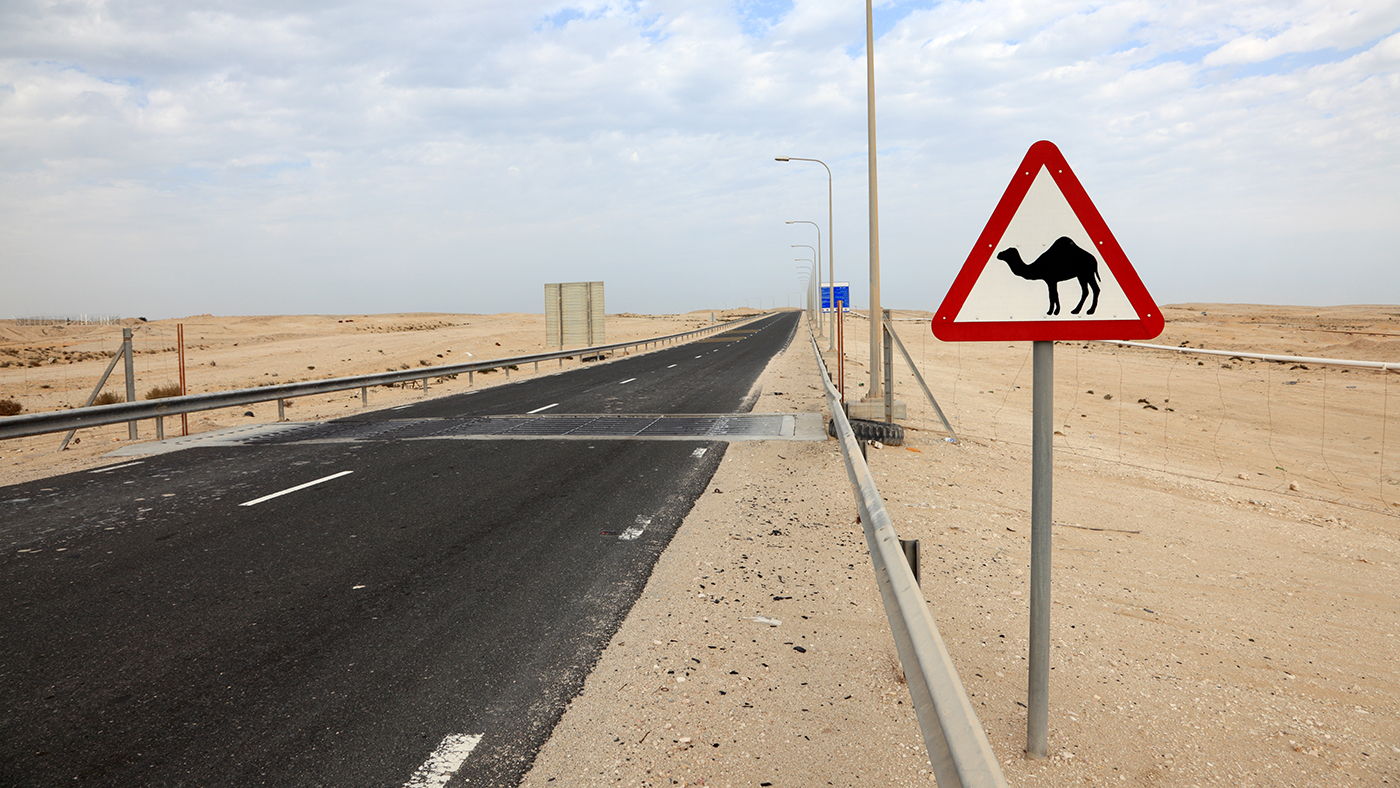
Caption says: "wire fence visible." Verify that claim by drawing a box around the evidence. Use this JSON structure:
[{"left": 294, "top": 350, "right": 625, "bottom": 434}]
[
  {"left": 12, "top": 315, "right": 123, "bottom": 326},
  {"left": 892, "top": 317, "right": 1399, "bottom": 518}
]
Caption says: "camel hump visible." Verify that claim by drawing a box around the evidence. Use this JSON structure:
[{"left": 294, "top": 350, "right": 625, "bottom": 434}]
[{"left": 1049, "top": 236, "right": 1097, "bottom": 265}]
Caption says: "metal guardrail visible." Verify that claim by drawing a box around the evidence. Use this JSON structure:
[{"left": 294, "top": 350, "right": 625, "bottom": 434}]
[
  {"left": 810, "top": 327, "right": 1007, "bottom": 788},
  {"left": 1100, "top": 339, "right": 1400, "bottom": 371},
  {"left": 0, "top": 314, "right": 766, "bottom": 442}
]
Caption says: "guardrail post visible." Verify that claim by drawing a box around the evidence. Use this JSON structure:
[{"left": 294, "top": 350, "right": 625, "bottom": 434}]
[
  {"left": 123, "top": 328, "right": 137, "bottom": 439},
  {"left": 361, "top": 386, "right": 368, "bottom": 406},
  {"left": 155, "top": 415, "right": 164, "bottom": 441},
  {"left": 277, "top": 399, "right": 286, "bottom": 422},
  {"left": 899, "top": 538, "right": 920, "bottom": 586}
]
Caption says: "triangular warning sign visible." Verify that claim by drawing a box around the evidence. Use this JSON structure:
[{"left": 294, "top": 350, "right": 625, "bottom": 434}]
[{"left": 932, "top": 141, "right": 1164, "bottom": 342}]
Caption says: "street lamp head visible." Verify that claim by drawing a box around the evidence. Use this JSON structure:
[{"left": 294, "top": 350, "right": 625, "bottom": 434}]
[{"left": 775, "top": 157, "right": 790, "bottom": 162}]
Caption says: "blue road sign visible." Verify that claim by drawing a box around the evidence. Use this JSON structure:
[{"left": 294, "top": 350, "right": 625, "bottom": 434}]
[{"left": 822, "top": 282, "right": 850, "bottom": 312}]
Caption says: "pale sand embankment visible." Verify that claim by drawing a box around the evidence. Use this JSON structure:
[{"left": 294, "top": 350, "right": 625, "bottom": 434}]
[{"left": 3, "top": 305, "right": 1398, "bottom": 786}]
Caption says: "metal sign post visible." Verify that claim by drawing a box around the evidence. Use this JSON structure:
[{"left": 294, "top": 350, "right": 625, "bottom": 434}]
[
  {"left": 932, "top": 141, "right": 1163, "bottom": 760},
  {"left": 1027, "top": 340, "right": 1053, "bottom": 757}
]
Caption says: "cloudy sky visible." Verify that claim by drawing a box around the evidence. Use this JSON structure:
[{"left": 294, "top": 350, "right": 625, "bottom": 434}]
[{"left": 3, "top": 0, "right": 1397, "bottom": 319}]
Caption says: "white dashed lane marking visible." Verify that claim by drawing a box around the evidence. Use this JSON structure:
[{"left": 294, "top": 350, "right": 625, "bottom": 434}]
[
  {"left": 527, "top": 403, "right": 559, "bottom": 414},
  {"left": 90, "top": 461, "right": 144, "bottom": 474},
  {"left": 238, "top": 471, "right": 354, "bottom": 507},
  {"left": 402, "top": 733, "right": 483, "bottom": 788},
  {"left": 618, "top": 378, "right": 637, "bottom": 384},
  {"left": 667, "top": 364, "right": 677, "bottom": 368}
]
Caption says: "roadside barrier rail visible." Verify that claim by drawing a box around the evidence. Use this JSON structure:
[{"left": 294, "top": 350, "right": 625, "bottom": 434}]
[
  {"left": 0, "top": 315, "right": 764, "bottom": 442},
  {"left": 810, "top": 328, "right": 1007, "bottom": 788},
  {"left": 1101, "top": 340, "right": 1400, "bottom": 371}
]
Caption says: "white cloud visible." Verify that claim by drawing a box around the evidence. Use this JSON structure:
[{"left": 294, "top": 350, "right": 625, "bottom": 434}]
[{"left": 0, "top": 0, "right": 1397, "bottom": 318}]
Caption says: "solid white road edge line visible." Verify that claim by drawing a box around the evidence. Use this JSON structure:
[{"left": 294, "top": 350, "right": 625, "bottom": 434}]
[
  {"left": 619, "top": 515, "right": 651, "bottom": 541},
  {"left": 238, "top": 470, "right": 354, "bottom": 507},
  {"left": 527, "top": 403, "right": 559, "bottom": 414},
  {"left": 402, "top": 733, "right": 483, "bottom": 788}
]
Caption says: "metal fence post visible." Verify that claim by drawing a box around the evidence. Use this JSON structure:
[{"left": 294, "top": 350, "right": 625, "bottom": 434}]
[
  {"left": 882, "top": 310, "right": 894, "bottom": 424},
  {"left": 123, "top": 328, "right": 137, "bottom": 440}
]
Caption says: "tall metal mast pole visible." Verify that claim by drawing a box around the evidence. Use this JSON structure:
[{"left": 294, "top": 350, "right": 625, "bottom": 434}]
[{"left": 864, "top": 0, "right": 882, "bottom": 397}]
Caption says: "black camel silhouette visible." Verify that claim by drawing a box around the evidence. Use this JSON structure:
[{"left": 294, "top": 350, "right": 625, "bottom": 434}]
[{"left": 997, "top": 236, "right": 1101, "bottom": 315}]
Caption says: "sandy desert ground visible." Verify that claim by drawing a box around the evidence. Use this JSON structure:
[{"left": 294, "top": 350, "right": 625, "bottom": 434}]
[{"left": 2, "top": 304, "right": 1397, "bottom": 787}]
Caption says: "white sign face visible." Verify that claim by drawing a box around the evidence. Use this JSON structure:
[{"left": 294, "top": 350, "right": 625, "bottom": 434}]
[{"left": 953, "top": 167, "right": 1137, "bottom": 323}]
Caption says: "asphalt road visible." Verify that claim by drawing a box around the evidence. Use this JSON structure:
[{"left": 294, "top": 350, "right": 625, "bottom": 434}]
[{"left": 0, "top": 311, "right": 798, "bottom": 787}]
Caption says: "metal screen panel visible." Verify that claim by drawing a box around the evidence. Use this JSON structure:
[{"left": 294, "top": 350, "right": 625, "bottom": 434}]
[{"left": 545, "top": 281, "right": 605, "bottom": 347}]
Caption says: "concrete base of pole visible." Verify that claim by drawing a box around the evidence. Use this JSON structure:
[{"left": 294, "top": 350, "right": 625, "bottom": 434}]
[{"left": 846, "top": 400, "right": 906, "bottom": 420}]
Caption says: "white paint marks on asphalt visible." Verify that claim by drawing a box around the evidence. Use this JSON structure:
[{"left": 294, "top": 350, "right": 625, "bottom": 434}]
[
  {"left": 618, "top": 378, "right": 637, "bottom": 384},
  {"left": 90, "top": 461, "right": 144, "bottom": 474},
  {"left": 695, "top": 355, "right": 702, "bottom": 358},
  {"left": 392, "top": 404, "right": 414, "bottom": 410},
  {"left": 527, "top": 403, "right": 558, "bottom": 414},
  {"left": 667, "top": 364, "right": 677, "bottom": 368},
  {"left": 619, "top": 515, "right": 652, "bottom": 541},
  {"left": 691, "top": 447, "right": 708, "bottom": 458},
  {"left": 239, "top": 470, "right": 354, "bottom": 507},
  {"left": 403, "top": 733, "right": 483, "bottom": 788}
]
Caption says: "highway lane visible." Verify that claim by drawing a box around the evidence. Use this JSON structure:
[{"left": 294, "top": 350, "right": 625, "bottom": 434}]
[
  {"left": 380, "top": 311, "right": 794, "bottom": 420},
  {"left": 0, "top": 311, "right": 799, "bottom": 787}
]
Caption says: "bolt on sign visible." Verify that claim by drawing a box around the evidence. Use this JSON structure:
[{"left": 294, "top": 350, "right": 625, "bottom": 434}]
[{"left": 930, "top": 140, "right": 1162, "bottom": 761}]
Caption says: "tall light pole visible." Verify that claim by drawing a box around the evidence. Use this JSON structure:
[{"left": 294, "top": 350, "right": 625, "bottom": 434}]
[
  {"left": 792, "top": 245, "right": 818, "bottom": 329},
  {"left": 786, "top": 220, "right": 822, "bottom": 338},
  {"left": 775, "top": 156, "right": 835, "bottom": 350},
  {"left": 863, "top": 0, "right": 883, "bottom": 397},
  {"left": 795, "top": 258, "right": 816, "bottom": 325}
]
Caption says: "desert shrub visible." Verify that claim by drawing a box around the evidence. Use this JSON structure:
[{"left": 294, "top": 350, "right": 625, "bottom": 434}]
[
  {"left": 145, "top": 383, "right": 183, "bottom": 400},
  {"left": 0, "top": 399, "right": 21, "bottom": 417},
  {"left": 93, "top": 391, "right": 124, "bottom": 406}
]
